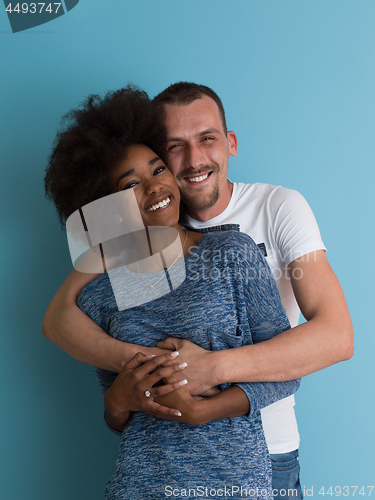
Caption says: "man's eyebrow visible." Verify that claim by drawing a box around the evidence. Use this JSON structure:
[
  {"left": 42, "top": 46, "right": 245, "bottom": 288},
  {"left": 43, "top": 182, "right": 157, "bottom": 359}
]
[
  {"left": 116, "top": 157, "right": 161, "bottom": 186},
  {"left": 166, "top": 128, "right": 220, "bottom": 142}
]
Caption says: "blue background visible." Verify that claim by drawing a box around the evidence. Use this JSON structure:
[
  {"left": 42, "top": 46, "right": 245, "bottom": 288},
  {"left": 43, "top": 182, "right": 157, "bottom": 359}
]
[{"left": 1, "top": 1, "right": 374, "bottom": 498}]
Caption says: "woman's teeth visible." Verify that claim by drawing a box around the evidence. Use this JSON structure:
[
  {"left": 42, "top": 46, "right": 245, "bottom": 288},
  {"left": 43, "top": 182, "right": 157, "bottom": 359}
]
[
  {"left": 147, "top": 197, "right": 171, "bottom": 211},
  {"left": 187, "top": 172, "right": 209, "bottom": 183}
]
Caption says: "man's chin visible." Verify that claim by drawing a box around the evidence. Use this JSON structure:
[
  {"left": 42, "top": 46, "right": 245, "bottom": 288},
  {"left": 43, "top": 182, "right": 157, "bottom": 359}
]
[{"left": 180, "top": 188, "right": 220, "bottom": 213}]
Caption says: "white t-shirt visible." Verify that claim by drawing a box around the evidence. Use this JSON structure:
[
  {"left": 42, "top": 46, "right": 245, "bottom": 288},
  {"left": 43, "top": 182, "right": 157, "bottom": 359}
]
[{"left": 183, "top": 182, "right": 326, "bottom": 454}]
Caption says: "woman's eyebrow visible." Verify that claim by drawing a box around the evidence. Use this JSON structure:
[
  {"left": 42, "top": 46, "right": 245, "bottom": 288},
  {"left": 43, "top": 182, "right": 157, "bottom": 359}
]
[
  {"left": 148, "top": 156, "right": 160, "bottom": 165},
  {"left": 116, "top": 169, "right": 135, "bottom": 187},
  {"left": 115, "top": 157, "right": 161, "bottom": 186}
]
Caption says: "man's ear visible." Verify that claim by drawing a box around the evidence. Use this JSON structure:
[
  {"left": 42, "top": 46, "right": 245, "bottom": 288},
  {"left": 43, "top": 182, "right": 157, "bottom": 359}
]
[{"left": 227, "top": 131, "right": 238, "bottom": 157}]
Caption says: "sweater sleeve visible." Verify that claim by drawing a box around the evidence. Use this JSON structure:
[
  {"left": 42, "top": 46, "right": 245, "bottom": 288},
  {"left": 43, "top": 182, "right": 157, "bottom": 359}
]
[
  {"left": 232, "top": 235, "right": 301, "bottom": 416},
  {"left": 235, "top": 315, "right": 300, "bottom": 416}
]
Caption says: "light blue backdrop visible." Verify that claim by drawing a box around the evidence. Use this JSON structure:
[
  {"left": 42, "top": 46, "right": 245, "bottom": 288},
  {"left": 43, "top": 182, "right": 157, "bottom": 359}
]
[{"left": 1, "top": 1, "right": 374, "bottom": 498}]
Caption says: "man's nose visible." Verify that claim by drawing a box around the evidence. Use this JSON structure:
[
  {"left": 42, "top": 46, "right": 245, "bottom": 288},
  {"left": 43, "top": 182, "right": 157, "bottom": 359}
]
[{"left": 185, "top": 143, "right": 206, "bottom": 170}]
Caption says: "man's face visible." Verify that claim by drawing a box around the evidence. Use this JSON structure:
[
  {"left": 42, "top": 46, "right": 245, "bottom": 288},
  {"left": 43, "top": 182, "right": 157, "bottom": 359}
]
[{"left": 163, "top": 95, "right": 237, "bottom": 219}]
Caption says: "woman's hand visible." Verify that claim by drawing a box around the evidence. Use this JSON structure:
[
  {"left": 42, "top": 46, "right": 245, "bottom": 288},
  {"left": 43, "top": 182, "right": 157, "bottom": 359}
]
[
  {"left": 153, "top": 375, "right": 208, "bottom": 425},
  {"left": 154, "top": 378, "right": 251, "bottom": 426},
  {"left": 104, "top": 351, "right": 188, "bottom": 432}
]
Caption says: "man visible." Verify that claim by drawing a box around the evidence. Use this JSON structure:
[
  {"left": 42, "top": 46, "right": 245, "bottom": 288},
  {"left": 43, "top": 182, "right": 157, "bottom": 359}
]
[{"left": 43, "top": 82, "right": 353, "bottom": 499}]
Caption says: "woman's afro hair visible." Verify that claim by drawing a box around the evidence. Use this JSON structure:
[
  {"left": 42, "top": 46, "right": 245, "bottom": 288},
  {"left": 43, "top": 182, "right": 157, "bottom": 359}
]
[{"left": 44, "top": 85, "right": 166, "bottom": 228}]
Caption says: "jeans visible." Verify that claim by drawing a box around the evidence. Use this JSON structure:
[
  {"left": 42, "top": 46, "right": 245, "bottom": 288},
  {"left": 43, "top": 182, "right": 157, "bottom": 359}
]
[{"left": 271, "top": 449, "right": 303, "bottom": 500}]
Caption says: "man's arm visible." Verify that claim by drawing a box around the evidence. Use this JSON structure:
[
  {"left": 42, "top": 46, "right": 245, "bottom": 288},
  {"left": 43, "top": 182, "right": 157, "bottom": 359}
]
[
  {"left": 42, "top": 269, "right": 169, "bottom": 373},
  {"left": 158, "top": 251, "right": 353, "bottom": 391}
]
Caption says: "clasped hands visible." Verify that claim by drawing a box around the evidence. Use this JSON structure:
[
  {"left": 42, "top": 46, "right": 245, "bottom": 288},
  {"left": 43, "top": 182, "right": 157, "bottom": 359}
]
[{"left": 104, "top": 338, "right": 219, "bottom": 430}]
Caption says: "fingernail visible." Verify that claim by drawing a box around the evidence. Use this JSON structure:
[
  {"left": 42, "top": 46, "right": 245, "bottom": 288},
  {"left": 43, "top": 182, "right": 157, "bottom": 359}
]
[
  {"left": 170, "top": 351, "right": 179, "bottom": 357},
  {"left": 178, "top": 362, "right": 187, "bottom": 369},
  {"left": 174, "top": 411, "right": 182, "bottom": 416},
  {"left": 178, "top": 379, "right": 188, "bottom": 386},
  {"left": 145, "top": 354, "right": 156, "bottom": 358}
]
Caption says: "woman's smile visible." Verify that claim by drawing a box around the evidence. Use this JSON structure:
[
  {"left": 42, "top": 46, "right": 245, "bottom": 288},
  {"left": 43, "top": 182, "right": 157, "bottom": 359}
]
[{"left": 145, "top": 196, "right": 171, "bottom": 212}]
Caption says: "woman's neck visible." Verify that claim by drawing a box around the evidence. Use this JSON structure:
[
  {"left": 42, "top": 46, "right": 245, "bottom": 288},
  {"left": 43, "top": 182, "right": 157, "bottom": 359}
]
[{"left": 127, "top": 225, "right": 202, "bottom": 273}]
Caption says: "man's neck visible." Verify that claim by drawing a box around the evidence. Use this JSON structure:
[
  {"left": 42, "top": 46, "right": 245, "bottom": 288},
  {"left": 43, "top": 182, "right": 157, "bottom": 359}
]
[{"left": 185, "top": 180, "right": 233, "bottom": 223}]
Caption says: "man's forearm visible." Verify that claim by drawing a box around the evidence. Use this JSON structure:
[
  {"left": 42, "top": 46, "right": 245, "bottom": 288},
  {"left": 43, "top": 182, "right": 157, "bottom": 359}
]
[
  {"left": 43, "top": 301, "right": 156, "bottom": 372},
  {"left": 209, "top": 254, "right": 354, "bottom": 387},
  {"left": 212, "top": 317, "right": 353, "bottom": 386}
]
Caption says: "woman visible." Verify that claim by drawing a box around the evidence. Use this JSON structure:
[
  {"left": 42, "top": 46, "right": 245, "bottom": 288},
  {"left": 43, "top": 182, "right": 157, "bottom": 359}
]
[{"left": 45, "top": 86, "right": 300, "bottom": 499}]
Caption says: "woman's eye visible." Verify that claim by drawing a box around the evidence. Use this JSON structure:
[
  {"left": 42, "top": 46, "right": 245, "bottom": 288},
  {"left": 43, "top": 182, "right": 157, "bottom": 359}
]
[
  {"left": 122, "top": 181, "right": 138, "bottom": 190},
  {"left": 153, "top": 166, "right": 166, "bottom": 175}
]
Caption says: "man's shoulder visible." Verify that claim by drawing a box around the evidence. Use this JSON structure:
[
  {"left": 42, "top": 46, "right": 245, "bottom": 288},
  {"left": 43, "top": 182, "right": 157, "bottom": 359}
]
[
  {"left": 233, "top": 181, "right": 301, "bottom": 203},
  {"left": 231, "top": 182, "right": 309, "bottom": 220}
]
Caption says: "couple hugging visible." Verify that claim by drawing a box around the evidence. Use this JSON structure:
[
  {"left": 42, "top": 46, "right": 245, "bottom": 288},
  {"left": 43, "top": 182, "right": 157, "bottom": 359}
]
[{"left": 43, "top": 82, "right": 353, "bottom": 499}]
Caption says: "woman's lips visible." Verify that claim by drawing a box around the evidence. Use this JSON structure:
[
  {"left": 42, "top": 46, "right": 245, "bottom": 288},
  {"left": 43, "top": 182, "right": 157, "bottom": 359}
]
[{"left": 146, "top": 196, "right": 171, "bottom": 211}]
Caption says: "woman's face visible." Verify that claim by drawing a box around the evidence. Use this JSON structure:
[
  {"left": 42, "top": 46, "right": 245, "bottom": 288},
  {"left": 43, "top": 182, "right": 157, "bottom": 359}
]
[{"left": 110, "top": 144, "right": 181, "bottom": 228}]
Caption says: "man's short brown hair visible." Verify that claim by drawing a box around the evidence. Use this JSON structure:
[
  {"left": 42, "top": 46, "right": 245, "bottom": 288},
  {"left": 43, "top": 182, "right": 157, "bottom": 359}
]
[{"left": 153, "top": 82, "right": 227, "bottom": 134}]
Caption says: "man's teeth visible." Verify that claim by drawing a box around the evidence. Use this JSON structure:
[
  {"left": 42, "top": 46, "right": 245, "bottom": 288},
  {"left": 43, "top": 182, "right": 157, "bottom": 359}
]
[
  {"left": 187, "top": 173, "right": 209, "bottom": 183},
  {"left": 147, "top": 197, "right": 171, "bottom": 211}
]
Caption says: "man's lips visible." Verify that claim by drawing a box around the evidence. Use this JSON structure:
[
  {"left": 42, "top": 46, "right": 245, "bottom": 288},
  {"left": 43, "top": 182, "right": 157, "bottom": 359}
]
[
  {"left": 183, "top": 171, "right": 212, "bottom": 184},
  {"left": 145, "top": 196, "right": 171, "bottom": 212}
]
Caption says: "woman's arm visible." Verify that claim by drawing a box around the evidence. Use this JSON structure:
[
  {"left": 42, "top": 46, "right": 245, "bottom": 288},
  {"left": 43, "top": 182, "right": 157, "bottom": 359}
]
[{"left": 154, "top": 383, "right": 250, "bottom": 426}]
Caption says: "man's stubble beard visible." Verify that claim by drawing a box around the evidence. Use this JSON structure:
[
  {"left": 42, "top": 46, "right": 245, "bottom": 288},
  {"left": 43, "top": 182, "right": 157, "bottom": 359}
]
[
  {"left": 176, "top": 164, "right": 222, "bottom": 212},
  {"left": 179, "top": 182, "right": 220, "bottom": 212}
]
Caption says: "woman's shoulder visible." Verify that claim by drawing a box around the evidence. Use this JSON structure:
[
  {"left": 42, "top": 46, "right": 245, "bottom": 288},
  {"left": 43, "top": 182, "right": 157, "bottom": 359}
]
[
  {"left": 77, "top": 272, "right": 113, "bottom": 309},
  {"left": 190, "top": 231, "right": 265, "bottom": 267}
]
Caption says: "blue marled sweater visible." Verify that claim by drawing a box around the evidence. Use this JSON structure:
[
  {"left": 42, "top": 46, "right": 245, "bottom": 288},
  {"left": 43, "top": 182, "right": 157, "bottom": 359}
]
[{"left": 77, "top": 231, "right": 300, "bottom": 499}]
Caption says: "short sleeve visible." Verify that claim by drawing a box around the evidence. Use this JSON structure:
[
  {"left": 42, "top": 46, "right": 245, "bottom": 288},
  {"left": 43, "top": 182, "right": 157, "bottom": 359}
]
[{"left": 270, "top": 187, "right": 326, "bottom": 266}]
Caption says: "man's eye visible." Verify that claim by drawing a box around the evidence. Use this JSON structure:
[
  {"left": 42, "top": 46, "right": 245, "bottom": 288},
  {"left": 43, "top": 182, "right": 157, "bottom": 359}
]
[
  {"left": 167, "top": 144, "right": 180, "bottom": 151},
  {"left": 202, "top": 136, "right": 214, "bottom": 143}
]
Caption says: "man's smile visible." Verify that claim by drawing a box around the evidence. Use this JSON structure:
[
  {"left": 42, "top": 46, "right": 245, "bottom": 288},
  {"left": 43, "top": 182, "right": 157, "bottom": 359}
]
[
  {"left": 184, "top": 172, "right": 211, "bottom": 183},
  {"left": 180, "top": 170, "right": 215, "bottom": 185}
]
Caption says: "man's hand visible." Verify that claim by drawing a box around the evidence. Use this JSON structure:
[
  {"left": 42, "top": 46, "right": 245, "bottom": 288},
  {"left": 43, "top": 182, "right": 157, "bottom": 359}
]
[{"left": 156, "top": 338, "right": 219, "bottom": 396}]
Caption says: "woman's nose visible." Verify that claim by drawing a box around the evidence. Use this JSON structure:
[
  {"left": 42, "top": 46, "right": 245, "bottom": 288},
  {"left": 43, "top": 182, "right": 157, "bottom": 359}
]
[{"left": 144, "top": 178, "right": 163, "bottom": 195}]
